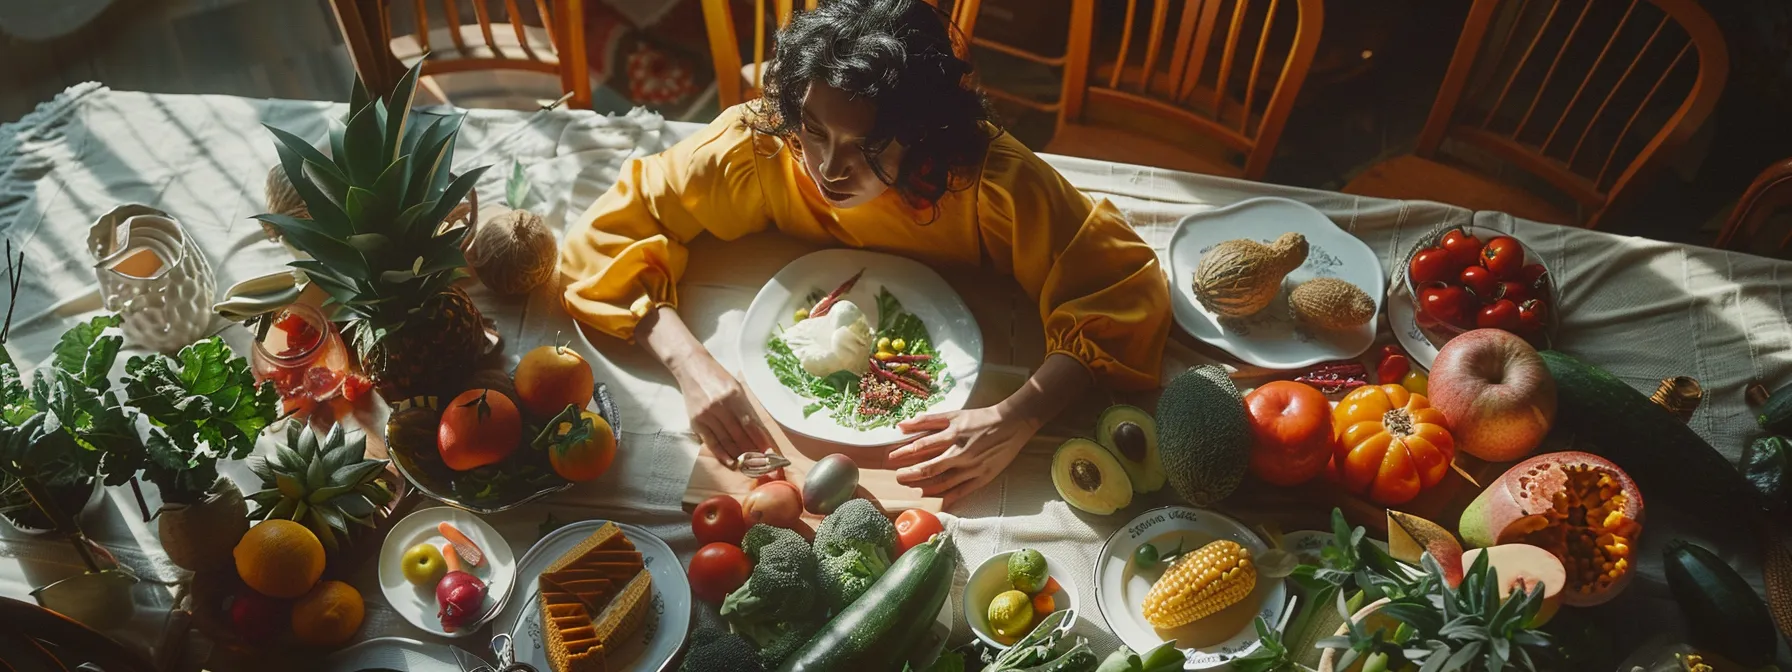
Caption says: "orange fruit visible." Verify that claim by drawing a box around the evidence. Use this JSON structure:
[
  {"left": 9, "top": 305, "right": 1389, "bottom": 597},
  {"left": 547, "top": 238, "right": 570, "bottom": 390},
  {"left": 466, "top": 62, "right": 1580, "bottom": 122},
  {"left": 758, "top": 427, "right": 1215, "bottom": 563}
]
[
  {"left": 291, "top": 580, "right": 364, "bottom": 647},
  {"left": 513, "top": 345, "right": 595, "bottom": 419},
  {"left": 234, "top": 519, "right": 325, "bottom": 599},
  {"left": 549, "top": 410, "right": 618, "bottom": 482},
  {"left": 438, "top": 388, "right": 522, "bottom": 471}
]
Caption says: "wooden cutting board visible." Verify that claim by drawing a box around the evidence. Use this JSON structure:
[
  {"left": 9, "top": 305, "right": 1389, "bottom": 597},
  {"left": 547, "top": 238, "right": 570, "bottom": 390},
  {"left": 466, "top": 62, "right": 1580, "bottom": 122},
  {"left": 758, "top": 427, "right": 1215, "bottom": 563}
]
[{"left": 683, "top": 387, "right": 943, "bottom": 521}]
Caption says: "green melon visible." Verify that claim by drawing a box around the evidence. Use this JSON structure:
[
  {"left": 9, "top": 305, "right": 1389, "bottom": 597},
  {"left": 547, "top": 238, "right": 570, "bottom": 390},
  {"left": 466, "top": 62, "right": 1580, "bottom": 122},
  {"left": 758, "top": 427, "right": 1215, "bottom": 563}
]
[
  {"left": 1095, "top": 405, "right": 1165, "bottom": 493},
  {"left": 1156, "top": 365, "right": 1251, "bottom": 507}
]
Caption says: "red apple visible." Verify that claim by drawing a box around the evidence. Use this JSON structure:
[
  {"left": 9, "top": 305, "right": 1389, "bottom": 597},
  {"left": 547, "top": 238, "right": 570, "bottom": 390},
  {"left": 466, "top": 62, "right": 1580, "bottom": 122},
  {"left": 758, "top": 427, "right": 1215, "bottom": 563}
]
[{"left": 1428, "top": 329, "right": 1557, "bottom": 462}]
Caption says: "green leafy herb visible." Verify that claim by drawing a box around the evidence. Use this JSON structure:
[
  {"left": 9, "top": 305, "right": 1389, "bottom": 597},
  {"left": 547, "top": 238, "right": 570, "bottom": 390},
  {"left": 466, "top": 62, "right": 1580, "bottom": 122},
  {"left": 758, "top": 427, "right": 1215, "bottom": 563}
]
[
  {"left": 1232, "top": 617, "right": 1315, "bottom": 672},
  {"left": 122, "top": 336, "right": 278, "bottom": 502}
]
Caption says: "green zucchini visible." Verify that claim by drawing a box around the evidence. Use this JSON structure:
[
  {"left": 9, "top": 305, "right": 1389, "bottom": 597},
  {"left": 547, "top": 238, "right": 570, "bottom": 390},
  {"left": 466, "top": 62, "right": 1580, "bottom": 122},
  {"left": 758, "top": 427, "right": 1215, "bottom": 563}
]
[
  {"left": 779, "top": 532, "right": 956, "bottom": 672},
  {"left": 1662, "top": 540, "right": 1778, "bottom": 667},
  {"left": 1539, "top": 351, "right": 1754, "bottom": 533},
  {"left": 1760, "top": 382, "right": 1792, "bottom": 435}
]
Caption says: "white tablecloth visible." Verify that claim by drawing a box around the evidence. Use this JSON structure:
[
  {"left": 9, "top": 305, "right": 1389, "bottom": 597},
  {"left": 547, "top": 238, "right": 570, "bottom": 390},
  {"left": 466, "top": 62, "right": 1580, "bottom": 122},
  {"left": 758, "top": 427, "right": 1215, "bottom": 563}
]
[{"left": 1, "top": 85, "right": 1787, "bottom": 669}]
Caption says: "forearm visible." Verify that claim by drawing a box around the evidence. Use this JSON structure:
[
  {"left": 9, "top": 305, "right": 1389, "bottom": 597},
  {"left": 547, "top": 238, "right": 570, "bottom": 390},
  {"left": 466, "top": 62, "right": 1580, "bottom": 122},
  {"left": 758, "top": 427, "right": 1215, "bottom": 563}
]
[
  {"left": 636, "top": 306, "right": 705, "bottom": 378},
  {"left": 995, "top": 353, "right": 1093, "bottom": 432}
]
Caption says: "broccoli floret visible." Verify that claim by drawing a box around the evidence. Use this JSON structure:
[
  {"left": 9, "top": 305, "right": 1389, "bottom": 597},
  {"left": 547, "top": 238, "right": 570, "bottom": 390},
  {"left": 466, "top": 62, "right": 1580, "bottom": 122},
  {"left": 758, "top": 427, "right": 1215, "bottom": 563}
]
[
  {"left": 813, "top": 499, "right": 898, "bottom": 610},
  {"left": 721, "top": 524, "right": 820, "bottom": 628},
  {"left": 750, "top": 618, "right": 821, "bottom": 669},
  {"left": 679, "top": 627, "right": 764, "bottom": 672}
]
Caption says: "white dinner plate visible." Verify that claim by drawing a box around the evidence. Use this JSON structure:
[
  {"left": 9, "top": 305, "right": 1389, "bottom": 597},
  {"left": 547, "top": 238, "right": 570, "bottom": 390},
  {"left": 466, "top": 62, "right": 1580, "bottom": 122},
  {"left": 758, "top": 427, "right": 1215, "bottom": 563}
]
[
  {"left": 376, "top": 507, "right": 517, "bottom": 637},
  {"left": 738, "top": 249, "right": 982, "bottom": 446},
  {"left": 1167, "top": 197, "right": 1383, "bottom": 369},
  {"left": 1095, "top": 507, "right": 1289, "bottom": 669},
  {"left": 499, "top": 520, "right": 691, "bottom": 672}
]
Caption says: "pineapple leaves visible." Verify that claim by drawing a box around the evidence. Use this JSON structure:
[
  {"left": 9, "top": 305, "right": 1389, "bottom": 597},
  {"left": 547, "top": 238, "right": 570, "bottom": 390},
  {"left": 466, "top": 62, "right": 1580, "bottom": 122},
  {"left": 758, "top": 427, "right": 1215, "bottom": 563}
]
[
  {"left": 257, "top": 213, "right": 368, "bottom": 275},
  {"left": 383, "top": 62, "right": 421, "bottom": 164},
  {"left": 342, "top": 102, "right": 386, "bottom": 184},
  {"left": 348, "top": 76, "right": 373, "bottom": 121},
  {"left": 423, "top": 165, "right": 491, "bottom": 240},
  {"left": 506, "top": 160, "right": 529, "bottom": 210},
  {"left": 266, "top": 133, "right": 349, "bottom": 231}
]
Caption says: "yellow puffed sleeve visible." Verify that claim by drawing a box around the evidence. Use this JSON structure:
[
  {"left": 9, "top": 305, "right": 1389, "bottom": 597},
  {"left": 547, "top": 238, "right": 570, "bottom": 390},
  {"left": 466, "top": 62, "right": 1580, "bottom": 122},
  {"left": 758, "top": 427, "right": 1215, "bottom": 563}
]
[
  {"left": 559, "top": 105, "right": 770, "bottom": 341},
  {"left": 976, "top": 137, "right": 1171, "bottom": 390}
]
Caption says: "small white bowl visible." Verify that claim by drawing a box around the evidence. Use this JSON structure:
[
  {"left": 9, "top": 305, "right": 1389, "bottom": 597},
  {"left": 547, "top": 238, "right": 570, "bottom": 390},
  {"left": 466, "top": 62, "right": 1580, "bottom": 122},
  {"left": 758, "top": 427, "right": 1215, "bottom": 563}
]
[{"left": 964, "top": 549, "right": 1081, "bottom": 650}]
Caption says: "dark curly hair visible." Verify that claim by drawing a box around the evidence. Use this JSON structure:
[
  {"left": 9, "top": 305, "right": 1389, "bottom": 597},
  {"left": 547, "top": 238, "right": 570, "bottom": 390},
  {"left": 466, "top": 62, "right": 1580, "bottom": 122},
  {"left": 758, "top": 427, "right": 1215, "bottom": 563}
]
[{"left": 748, "top": 0, "right": 993, "bottom": 212}]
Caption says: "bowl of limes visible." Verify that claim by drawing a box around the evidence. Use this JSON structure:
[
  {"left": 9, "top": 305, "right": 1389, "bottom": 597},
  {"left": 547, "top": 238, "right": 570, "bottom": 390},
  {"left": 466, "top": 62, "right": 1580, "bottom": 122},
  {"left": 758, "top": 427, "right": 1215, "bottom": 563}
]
[{"left": 965, "top": 548, "right": 1080, "bottom": 650}]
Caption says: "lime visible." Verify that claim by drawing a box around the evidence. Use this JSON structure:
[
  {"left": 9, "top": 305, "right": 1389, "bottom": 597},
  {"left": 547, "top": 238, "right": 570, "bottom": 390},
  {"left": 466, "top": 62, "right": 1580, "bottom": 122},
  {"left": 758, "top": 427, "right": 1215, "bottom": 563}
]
[
  {"left": 986, "top": 590, "right": 1034, "bottom": 638},
  {"left": 1007, "top": 548, "right": 1049, "bottom": 594}
]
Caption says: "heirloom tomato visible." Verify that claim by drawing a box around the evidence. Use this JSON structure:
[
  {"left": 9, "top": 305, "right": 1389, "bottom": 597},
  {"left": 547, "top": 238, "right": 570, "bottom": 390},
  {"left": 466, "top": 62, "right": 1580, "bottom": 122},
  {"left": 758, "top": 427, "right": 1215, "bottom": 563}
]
[{"left": 1331, "top": 384, "right": 1455, "bottom": 505}]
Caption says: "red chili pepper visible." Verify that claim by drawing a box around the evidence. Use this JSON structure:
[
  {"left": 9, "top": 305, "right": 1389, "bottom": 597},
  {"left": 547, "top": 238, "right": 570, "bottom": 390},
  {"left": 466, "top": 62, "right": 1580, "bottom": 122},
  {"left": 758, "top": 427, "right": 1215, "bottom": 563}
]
[
  {"left": 809, "top": 270, "right": 865, "bottom": 318},
  {"left": 1377, "top": 354, "right": 1411, "bottom": 385}
]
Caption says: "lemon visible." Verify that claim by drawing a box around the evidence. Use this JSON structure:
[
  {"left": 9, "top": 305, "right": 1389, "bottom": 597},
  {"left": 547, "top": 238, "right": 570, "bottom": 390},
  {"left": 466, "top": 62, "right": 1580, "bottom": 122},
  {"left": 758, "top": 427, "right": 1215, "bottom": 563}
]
[{"left": 986, "top": 589, "right": 1035, "bottom": 638}]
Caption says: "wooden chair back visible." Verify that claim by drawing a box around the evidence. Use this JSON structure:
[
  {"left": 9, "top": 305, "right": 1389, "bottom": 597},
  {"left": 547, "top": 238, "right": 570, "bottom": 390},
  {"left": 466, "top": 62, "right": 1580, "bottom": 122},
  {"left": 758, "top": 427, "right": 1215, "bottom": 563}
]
[
  {"left": 1057, "top": 0, "right": 1324, "bottom": 180},
  {"left": 328, "top": 0, "right": 591, "bottom": 108},
  {"left": 702, "top": 0, "right": 981, "bottom": 108},
  {"left": 1716, "top": 158, "right": 1792, "bottom": 256},
  {"left": 1416, "top": 0, "right": 1727, "bottom": 229}
]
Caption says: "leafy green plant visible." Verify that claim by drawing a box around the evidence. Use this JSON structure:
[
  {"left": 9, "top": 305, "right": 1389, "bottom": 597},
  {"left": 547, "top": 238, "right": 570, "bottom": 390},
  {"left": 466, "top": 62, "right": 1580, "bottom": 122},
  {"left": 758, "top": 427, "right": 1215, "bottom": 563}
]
[
  {"left": 1317, "top": 552, "right": 1553, "bottom": 672},
  {"left": 120, "top": 337, "right": 279, "bottom": 504}
]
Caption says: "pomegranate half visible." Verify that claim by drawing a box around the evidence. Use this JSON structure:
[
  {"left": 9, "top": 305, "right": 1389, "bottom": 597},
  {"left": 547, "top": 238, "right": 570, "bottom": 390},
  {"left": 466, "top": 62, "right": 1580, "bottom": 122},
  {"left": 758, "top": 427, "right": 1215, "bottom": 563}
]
[{"left": 1459, "top": 451, "right": 1643, "bottom": 606}]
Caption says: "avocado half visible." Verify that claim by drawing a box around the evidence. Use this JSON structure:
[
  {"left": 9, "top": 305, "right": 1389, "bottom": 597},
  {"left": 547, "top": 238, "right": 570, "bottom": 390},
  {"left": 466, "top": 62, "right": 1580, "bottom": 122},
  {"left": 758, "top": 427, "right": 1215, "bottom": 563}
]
[
  {"left": 1095, "top": 405, "right": 1166, "bottom": 494},
  {"left": 1051, "top": 438, "right": 1133, "bottom": 515}
]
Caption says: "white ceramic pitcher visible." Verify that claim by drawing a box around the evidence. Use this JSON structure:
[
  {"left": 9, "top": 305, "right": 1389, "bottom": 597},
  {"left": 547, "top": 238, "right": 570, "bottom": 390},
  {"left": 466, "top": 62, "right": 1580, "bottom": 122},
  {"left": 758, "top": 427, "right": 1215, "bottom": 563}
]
[{"left": 87, "top": 204, "right": 217, "bottom": 352}]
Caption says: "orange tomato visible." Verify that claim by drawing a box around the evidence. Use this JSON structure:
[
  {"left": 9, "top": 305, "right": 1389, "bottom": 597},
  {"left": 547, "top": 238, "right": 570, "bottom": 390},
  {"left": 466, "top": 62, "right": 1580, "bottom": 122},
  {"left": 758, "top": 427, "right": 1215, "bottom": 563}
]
[
  {"left": 1244, "top": 381, "right": 1335, "bottom": 486},
  {"left": 438, "top": 389, "right": 522, "bottom": 471},
  {"left": 549, "top": 410, "right": 617, "bottom": 482},
  {"left": 1331, "top": 384, "right": 1455, "bottom": 505}
]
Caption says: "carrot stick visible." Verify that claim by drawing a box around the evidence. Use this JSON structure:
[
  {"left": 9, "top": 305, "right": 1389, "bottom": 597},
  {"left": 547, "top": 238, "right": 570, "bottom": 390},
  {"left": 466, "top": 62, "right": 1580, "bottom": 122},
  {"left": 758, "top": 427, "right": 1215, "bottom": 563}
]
[
  {"left": 438, "top": 522, "right": 485, "bottom": 567},
  {"left": 871, "top": 364, "right": 931, "bottom": 397},
  {"left": 810, "top": 269, "right": 864, "bottom": 317},
  {"left": 441, "top": 542, "right": 464, "bottom": 574}
]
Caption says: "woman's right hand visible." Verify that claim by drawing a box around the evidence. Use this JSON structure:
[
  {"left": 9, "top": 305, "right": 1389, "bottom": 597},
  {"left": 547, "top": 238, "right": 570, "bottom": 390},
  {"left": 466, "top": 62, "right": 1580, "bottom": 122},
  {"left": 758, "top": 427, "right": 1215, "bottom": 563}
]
[
  {"left": 637, "top": 306, "right": 770, "bottom": 466},
  {"left": 671, "top": 350, "right": 770, "bottom": 466}
]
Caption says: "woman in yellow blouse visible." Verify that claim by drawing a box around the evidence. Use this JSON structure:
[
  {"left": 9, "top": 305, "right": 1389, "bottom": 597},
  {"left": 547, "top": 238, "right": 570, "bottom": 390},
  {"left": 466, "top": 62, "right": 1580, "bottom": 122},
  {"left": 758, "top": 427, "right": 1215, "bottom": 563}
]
[{"left": 560, "top": 0, "right": 1170, "bottom": 502}]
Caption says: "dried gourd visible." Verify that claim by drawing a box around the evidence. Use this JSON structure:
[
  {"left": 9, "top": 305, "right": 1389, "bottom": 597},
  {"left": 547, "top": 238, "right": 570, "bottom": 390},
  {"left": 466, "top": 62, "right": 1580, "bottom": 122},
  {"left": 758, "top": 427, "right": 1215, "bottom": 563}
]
[
  {"left": 263, "top": 165, "right": 309, "bottom": 241},
  {"left": 468, "top": 207, "right": 557, "bottom": 295},
  {"left": 1193, "top": 233, "right": 1307, "bottom": 317},
  {"left": 1288, "top": 278, "right": 1375, "bottom": 329}
]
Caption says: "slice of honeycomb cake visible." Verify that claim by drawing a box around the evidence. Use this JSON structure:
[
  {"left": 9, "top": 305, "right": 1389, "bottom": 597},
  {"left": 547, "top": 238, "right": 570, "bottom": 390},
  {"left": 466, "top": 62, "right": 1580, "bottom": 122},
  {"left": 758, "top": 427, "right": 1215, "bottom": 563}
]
[{"left": 537, "top": 522, "right": 653, "bottom": 672}]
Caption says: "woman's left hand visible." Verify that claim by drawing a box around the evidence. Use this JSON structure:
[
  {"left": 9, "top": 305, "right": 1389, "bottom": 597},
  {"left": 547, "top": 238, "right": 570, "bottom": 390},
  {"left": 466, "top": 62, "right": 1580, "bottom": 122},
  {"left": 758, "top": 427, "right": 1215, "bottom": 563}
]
[{"left": 886, "top": 406, "right": 1042, "bottom": 505}]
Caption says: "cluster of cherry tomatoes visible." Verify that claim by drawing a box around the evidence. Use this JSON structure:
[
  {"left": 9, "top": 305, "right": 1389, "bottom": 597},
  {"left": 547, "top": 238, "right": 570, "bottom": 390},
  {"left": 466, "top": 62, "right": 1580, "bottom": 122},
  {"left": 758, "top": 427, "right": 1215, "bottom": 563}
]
[{"left": 1409, "top": 228, "right": 1551, "bottom": 335}]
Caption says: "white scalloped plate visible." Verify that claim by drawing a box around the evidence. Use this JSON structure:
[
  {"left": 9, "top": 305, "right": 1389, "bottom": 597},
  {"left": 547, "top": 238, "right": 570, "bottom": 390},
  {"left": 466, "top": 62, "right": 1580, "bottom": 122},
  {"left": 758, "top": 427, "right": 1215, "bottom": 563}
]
[{"left": 1167, "top": 197, "right": 1383, "bottom": 369}]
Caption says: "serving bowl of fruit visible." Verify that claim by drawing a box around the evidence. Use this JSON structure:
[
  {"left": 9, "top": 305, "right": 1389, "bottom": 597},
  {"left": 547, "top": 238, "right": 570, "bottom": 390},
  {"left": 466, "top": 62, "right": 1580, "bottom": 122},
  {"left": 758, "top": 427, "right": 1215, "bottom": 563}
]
[
  {"left": 384, "top": 344, "right": 622, "bottom": 514},
  {"left": 1400, "top": 226, "right": 1559, "bottom": 350},
  {"left": 966, "top": 548, "right": 1079, "bottom": 650}
]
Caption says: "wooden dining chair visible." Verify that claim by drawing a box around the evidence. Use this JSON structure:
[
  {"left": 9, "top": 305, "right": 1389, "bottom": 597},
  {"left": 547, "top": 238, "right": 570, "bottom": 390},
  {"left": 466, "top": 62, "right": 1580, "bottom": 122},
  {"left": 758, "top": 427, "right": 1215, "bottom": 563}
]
[
  {"left": 1047, "top": 0, "right": 1323, "bottom": 180},
  {"left": 701, "top": 0, "right": 982, "bottom": 109},
  {"left": 1342, "top": 0, "right": 1728, "bottom": 229},
  {"left": 327, "top": 0, "right": 591, "bottom": 109},
  {"left": 1715, "top": 158, "right": 1792, "bottom": 257}
]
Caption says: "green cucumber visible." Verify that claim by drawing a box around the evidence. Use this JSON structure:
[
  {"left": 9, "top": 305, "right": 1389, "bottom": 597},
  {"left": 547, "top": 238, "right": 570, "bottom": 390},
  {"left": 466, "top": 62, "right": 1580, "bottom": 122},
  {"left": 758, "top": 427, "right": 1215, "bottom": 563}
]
[
  {"left": 779, "top": 532, "right": 956, "bottom": 672},
  {"left": 1662, "top": 540, "right": 1778, "bottom": 667},
  {"left": 1760, "top": 382, "right": 1792, "bottom": 434},
  {"left": 1539, "top": 351, "right": 1754, "bottom": 532}
]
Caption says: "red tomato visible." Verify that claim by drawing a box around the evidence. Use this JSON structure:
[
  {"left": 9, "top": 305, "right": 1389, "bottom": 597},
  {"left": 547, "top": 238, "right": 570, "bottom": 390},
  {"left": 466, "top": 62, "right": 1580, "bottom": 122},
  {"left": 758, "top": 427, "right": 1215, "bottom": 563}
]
[
  {"left": 1407, "top": 247, "right": 1460, "bottom": 285},
  {"left": 687, "top": 542, "right": 751, "bottom": 604},
  {"left": 1517, "top": 263, "right": 1549, "bottom": 287},
  {"left": 1477, "top": 299, "right": 1521, "bottom": 331},
  {"left": 1479, "top": 236, "right": 1525, "bottom": 278},
  {"left": 1517, "top": 299, "right": 1549, "bottom": 333},
  {"left": 1377, "top": 354, "right": 1411, "bottom": 386},
  {"left": 1417, "top": 282, "right": 1471, "bottom": 328},
  {"left": 1457, "top": 266, "right": 1497, "bottom": 299},
  {"left": 1493, "top": 280, "right": 1530, "bottom": 304},
  {"left": 691, "top": 495, "right": 748, "bottom": 546},
  {"left": 1439, "top": 228, "right": 1485, "bottom": 268},
  {"left": 894, "top": 509, "right": 944, "bottom": 556},
  {"left": 743, "top": 481, "right": 803, "bottom": 528},
  {"left": 1379, "top": 344, "right": 1406, "bottom": 362},
  {"left": 1244, "top": 381, "right": 1336, "bottom": 486}
]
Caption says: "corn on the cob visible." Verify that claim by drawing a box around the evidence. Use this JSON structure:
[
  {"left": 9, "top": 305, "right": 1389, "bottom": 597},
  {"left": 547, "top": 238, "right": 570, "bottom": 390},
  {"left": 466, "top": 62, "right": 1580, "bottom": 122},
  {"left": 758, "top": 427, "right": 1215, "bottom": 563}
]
[
  {"left": 1142, "top": 539, "right": 1256, "bottom": 628},
  {"left": 1765, "top": 531, "right": 1792, "bottom": 643}
]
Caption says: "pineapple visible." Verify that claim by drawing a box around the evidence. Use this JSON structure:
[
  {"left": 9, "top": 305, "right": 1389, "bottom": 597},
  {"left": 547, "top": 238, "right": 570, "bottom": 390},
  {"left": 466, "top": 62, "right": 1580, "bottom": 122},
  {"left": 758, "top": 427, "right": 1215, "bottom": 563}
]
[
  {"left": 246, "top": 422, "right": 395, "bottom": 550},
  {"left": 254, "top": 62, "right": 491, "bottom": 400}
]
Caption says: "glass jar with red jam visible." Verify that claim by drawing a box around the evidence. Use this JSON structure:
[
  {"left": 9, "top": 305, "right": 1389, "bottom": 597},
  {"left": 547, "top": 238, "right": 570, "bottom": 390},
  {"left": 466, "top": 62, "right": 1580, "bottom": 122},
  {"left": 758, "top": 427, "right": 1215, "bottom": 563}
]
[{"left": 251, "top": 303, "right": 350, "bottom": 402}]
